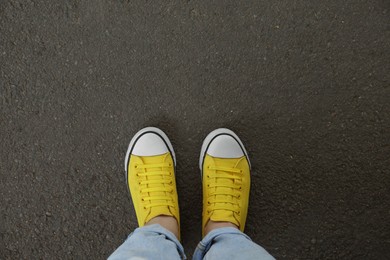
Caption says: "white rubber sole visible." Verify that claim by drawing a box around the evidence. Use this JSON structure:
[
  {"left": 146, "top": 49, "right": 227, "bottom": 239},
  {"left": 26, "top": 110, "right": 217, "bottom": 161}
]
[
  {"left": 199, "top": 128, "right": 251, "bottom": 172},
  {"left": 124, "top": 127, "right": 176, "bottom": 173}
]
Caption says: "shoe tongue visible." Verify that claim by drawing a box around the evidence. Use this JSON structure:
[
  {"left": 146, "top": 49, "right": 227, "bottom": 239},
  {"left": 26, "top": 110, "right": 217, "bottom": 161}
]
[
  {"left": 210, "top": 210, "right": 239, "bottom": 226},
  {"left": 146, "top": 206, "right": 173, "bottom": 223},
  {"left": 209, "top": 157, "right": 240, "bottom": 227},
  {"left": 142, "top": 154, "right": 174, "bottom": 223}
]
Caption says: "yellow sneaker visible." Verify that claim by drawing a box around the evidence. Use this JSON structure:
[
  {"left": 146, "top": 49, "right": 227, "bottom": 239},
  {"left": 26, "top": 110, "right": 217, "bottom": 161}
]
[
  {"left": 125, "top": 127, "right": 180, "bottom": 233},
  {"left": 200, "top": 128, "right": 251, "bottom": 236}
]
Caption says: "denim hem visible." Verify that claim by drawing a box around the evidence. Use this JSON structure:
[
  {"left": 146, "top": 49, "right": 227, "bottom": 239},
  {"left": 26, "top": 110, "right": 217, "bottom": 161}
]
[
  {"left": 193, "top": 227, "right": 251, "bottom": 259},
  {"left": 133, "top": 224, "right": 186, "bottom": 259}
]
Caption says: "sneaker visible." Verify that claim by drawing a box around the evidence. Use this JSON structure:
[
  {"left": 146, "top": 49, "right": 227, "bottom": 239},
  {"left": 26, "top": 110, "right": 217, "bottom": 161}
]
[
  {"left": 200, "top": 128, "right": 251, "bottom": 236},
  {"left": 125, "top": 127, "right": 180, "bottom": 232}
]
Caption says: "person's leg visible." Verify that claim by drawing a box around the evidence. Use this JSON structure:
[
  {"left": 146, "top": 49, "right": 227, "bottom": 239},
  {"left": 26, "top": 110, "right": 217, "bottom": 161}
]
[
  {"left": 109, "top": 127, "right": 185, "bottom": 259},
  {"left": 109, "top": 224, "right": 184, "bottom": 259},
  {"left": 193, "top": 128, "right": 274, "bottom": 260},
  {"left": 193, "top": 227, "right": 273, "bottom": 260}
]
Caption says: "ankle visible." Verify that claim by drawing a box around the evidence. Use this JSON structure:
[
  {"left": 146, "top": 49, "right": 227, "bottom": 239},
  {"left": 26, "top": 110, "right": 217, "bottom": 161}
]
[
  {"left": 204, "top": 220, "right": 238, "bottom": 236},
  {"left": 145, "top": 215, "right": 179, "bottom": 239}
]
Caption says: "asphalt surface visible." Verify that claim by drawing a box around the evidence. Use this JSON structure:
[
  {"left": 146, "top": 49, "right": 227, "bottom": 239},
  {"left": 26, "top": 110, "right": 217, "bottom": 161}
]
[{"left": 1, "top": 0, "right": 389, "bottom": 259}]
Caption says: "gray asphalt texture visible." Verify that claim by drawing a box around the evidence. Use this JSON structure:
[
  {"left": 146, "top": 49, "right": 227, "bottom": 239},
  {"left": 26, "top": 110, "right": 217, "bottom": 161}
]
[{"left": 1, "top": 0, "right": 389, "bottom": 259}]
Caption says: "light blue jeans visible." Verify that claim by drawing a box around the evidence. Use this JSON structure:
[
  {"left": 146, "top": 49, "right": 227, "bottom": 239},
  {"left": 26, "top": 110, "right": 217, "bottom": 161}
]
[{"left": 108, "top": 224, "right": 275, "bottom": 260}]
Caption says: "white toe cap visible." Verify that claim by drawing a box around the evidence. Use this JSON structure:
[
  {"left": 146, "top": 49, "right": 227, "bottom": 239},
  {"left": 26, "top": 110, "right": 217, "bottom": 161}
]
[
  {"left": 206, "top": 134, "right": 244, "bottom": 158},
  {"left": 132, "top": 133, "right": 169, "bottom": 156}
]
